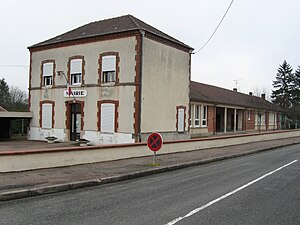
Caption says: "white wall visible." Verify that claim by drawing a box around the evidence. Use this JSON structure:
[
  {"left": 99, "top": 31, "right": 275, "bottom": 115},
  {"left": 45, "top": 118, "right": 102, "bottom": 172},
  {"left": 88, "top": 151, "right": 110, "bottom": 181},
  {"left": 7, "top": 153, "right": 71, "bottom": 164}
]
[
  {"left": 29, "top": 37, "right": 137, "bottom": 143},
  {"left": 141, "top": 38, "right": 190, "bottom": 135},
  {"left": 2, "top": 130, "right": 299, "bottom": 172}
]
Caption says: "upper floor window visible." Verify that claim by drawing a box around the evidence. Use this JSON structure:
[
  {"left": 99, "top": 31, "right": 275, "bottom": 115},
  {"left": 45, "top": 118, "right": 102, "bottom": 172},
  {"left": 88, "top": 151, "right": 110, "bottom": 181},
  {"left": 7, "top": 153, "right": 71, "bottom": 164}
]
[
  {"left": 70, "top": 59, "right": 82, "bottom": 85},
  {"left": 101, "top": 55, "right": 116, "bottom": 83},
  {"left": 42, "top": 62, "right": 54, "bottom": 86}
]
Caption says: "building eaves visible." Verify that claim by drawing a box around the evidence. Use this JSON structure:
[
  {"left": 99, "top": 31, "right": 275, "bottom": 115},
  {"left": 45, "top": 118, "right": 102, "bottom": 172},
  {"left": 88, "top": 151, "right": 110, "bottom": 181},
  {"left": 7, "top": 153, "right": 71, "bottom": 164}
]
[
  {"left": 28, "top": 15, "right": 193, "bottom": 51},
  {"left": 190, "top": 81, "right": 280, "bottom": 111}
]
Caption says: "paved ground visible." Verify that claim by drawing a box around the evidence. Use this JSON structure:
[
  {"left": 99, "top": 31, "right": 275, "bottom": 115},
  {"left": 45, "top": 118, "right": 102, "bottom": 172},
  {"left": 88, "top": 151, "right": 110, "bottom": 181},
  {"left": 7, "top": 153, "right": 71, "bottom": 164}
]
[
  {"left": 0, "top": 136, "right": 300, "bottom": 201},
  {"left": 1, "top": 145, "right": 298, "bottom": 225},
  {"left": 0, "top": 136, "right": 76, "bottom": 151}
]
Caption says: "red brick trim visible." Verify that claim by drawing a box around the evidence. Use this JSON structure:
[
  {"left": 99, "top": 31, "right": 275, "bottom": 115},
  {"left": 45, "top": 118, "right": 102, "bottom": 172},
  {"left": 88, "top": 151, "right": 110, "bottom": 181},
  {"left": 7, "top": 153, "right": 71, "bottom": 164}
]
[
  {"left": 98, "top": 52, "right": 120, "bottom": 85},
  {"left": 65, "top": 100, "right": 85, "bottom": 130},
  {"left": 39, "top": 100, "right": 55, "bottom": 128},
  {"left": 67, "top": 56, "right": 85, "bottom": 86},
  {"left": 40, "top": 60, "right": 56, "bottom": 88},
  {"left": 133, "top": 33, "right": 142, "bottom": 140},
  {"left": 176, "top": 105, "right": 186, "bottom": 132},
  {"left": 97, "top": 100, "right": 119, "bottom": 132},
  {"left": 28, "top": 52, "right": 33, "bottom": 111}
]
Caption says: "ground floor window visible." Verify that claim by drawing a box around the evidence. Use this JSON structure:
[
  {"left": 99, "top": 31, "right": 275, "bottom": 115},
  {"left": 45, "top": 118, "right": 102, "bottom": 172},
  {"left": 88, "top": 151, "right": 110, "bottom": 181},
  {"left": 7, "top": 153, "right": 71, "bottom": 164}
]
[
  {"left": 40, "top": 101, "right": 54, "bottom": 129},
  {"left": 177, "top": 106, "right": 186, "bottom": 132},
  {"left": 202, "top": 105, "right": 207, "bottom": 127},
  {"left": 247, "top": 110, "right": 251, "bottom": 120},
  {"left": 98, "top": 101, "right": 119, "bottom": 133},
  {"left": 190, "top": 104, "right": 208, "bottom": 128},
  {"left": 255, "top": 111, "right": 265, "bottom": 125}
]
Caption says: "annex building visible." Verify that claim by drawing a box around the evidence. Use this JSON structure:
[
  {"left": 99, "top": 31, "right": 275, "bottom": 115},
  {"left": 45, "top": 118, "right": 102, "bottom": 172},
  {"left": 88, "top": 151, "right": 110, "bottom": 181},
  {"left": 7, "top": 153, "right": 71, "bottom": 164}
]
[{"left": 27, "top": 15, "right": 283, "bottom": 145}]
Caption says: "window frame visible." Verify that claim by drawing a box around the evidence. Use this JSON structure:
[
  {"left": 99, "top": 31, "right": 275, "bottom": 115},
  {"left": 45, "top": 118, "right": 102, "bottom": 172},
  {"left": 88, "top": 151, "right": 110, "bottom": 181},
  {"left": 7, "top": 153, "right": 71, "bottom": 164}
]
[
  {"left": 176, "top": 106, "right": 186, "bottom": 132},
  {"left": 201, "top": 105, "right": 207, "bottom": 127},
  {"left": 97, "top": 100, "right": 119, "bottom": 133},
  {"left": 194, "top": 104, "right": 200, "bottom": 127},
  {"left": 98, "top": 52, "right": 119, "bottom": 85},
  {"left": 41, "top": 60, "right": 55, "bottom": 87},
  {"left": 39, "top": 100, "right": 55, "bottom": 129},
  {"left": 68, "top": 56, "right": 85, "bottom": 86}
]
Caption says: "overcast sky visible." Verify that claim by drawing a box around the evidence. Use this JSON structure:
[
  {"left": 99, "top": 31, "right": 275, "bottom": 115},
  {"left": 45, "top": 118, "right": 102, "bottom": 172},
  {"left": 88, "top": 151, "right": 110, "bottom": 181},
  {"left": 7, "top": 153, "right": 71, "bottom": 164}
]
[{"left": 1, "top": 0, "right": 300, "bottom": 96}]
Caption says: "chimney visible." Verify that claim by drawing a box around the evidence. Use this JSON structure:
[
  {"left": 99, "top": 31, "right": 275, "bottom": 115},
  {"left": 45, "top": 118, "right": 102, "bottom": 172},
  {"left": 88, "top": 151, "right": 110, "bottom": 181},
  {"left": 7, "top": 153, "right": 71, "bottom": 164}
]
[
  {"left": 233, "top": 88, "right": 237, "bottom": 92},
  {"left": 249, "top": 92, "right": 253, "bottom": 96},
  {"left": 261, "top": 93, "right": 265, "bottom": 99}
]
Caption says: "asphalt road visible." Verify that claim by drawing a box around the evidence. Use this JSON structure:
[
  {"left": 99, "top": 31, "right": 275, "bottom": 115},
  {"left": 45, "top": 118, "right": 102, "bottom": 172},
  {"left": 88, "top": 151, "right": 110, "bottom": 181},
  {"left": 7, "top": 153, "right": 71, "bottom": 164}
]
[{"left": 0, "top": 144, "right": 299, "bottom": 225}]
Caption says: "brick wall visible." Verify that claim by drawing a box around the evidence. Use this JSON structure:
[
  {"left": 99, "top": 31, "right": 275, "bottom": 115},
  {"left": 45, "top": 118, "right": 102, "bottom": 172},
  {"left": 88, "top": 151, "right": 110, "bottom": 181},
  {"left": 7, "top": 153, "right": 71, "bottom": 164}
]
[
  {"left": 246, "top": 110, "right": 255, "bottom": 130},
  {"left": 207, "top": 106, "right": 215, "bottom": 133},
  {"left": 265, "top": 111, "right": 269, "bottom": 130}
]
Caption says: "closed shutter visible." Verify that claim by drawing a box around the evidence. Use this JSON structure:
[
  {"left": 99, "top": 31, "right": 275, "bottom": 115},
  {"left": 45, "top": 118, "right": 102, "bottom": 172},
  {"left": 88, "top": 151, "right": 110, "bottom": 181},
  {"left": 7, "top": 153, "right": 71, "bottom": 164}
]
[
  {"left": 102, "top": 56, "right": 116, "bottom": 72},
  {"left": 42, "top": 103, "right": 52, "bottom": 129},
  {"left": 178, "top": 108, "right": 185, "bottom": 132},
  {"left": 101, "top": 103, "right": 115, "bottom": 133},
  {"left": 43, "top": 63, "right": 53, "bottom": 76},
  {"left": 71, "top": 59, "right": 82, "bottom": 74}
]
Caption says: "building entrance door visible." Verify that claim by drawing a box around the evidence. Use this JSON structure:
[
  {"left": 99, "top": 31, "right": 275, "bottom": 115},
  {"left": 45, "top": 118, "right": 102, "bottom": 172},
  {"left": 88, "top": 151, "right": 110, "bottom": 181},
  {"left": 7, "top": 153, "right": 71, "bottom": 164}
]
[{"left": 70, "top": 103, "right": 81, "bottom": 141}]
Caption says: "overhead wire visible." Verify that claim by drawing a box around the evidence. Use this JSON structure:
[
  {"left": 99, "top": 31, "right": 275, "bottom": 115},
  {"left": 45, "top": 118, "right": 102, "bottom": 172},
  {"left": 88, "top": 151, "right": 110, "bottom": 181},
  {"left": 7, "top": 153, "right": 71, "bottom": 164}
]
[
  {"left": 193, "top": 0, "right": 235, "bottom": 54},
  {"left": 0, "top": 64, "right": 28, "bottom": 68}
]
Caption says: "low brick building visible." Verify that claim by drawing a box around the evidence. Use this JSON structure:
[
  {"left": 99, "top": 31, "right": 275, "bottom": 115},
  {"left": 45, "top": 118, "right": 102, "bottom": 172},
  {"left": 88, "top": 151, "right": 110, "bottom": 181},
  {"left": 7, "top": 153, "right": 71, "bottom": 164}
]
[{"left": 189, "top": 81, "right": 283, "bottom": 138}]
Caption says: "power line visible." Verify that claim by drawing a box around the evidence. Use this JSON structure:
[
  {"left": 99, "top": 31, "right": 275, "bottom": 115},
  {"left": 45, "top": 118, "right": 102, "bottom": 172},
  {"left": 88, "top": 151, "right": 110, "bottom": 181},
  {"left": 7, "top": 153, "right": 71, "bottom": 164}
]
[
  {"left": 0, "top": 64, "right": 28, "bottom": 68},
  {"left": 194, "top": 0, "right": 235, "bottom": 54}
]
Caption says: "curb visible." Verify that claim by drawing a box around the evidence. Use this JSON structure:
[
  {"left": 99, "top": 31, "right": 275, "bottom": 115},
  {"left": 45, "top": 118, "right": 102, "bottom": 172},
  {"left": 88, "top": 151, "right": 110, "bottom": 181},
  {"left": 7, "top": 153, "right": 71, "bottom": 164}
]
[{"left": 0, "top": 141, "right": 299, "bottom": 201}]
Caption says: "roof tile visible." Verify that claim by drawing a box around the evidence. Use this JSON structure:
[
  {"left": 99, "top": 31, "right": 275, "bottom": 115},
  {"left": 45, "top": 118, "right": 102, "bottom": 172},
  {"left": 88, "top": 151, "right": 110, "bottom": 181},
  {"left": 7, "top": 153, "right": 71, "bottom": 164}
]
[
  {"left": 190, "top": 81, "right": 280, "bottom": 111},
  {"left": 29, "top": 15, "right": 192, "bottom": 50}
]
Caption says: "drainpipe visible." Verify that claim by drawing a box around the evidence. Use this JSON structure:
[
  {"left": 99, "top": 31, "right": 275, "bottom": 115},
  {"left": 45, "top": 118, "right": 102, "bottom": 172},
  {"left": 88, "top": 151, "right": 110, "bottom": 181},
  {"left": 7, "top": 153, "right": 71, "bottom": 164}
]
[{"left": 138, "top": 30, "right": 145, "bottom": 142}]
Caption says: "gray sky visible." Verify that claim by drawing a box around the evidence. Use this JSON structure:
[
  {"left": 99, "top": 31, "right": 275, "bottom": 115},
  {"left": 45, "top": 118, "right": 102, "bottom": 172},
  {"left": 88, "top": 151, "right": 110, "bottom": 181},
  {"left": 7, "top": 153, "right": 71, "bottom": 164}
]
[{"left": 1, "top": 0, "right": 300, "bottom": 95}]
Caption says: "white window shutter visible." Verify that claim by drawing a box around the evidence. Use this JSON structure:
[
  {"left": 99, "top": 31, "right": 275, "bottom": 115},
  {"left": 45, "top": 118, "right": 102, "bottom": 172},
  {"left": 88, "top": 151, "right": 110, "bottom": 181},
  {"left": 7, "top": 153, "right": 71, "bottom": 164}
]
[
  {"left": 102, "top": 56, "right": 116, "bottom": 71},
  {"left": 71, "top": 59, "right": 82, "bottom": 74},
  {"left": 101, "top": 103, "right": 115, "bottom": 133},
  {"left": 178, "top": 108, "right": 185, "bottom": 132},
  {"left": 43, "top": 63, "right": 53, "bottom": 76},
  {"left": 42, "top": 103, "right": 52, "bottom": 129}
]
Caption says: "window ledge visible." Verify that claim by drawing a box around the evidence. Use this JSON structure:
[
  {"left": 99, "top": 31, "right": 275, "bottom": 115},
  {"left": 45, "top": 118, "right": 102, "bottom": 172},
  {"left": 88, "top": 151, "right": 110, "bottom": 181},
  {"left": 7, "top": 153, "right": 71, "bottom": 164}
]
[{"left": 101, "top": 82, "right": 116, "bottom": 87}]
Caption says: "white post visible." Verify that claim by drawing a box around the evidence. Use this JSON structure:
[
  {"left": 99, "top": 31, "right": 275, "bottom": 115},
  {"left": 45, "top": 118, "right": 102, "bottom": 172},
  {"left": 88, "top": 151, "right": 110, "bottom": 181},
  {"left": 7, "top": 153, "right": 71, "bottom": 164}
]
[
  {"left": 224, "top": 107, "right": 227, "bottom": 133},
  {"left": 234, "top": 109, "right": 237, "bottom": 132}
]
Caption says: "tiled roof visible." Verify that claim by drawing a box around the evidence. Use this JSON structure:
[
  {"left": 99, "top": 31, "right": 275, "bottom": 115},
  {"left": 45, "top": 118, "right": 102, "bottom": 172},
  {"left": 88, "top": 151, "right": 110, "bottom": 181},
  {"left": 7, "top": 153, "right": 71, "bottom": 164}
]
[
  {"left": 190, "top": 81, "right": 280, "bottom": 111},
  {"left": 29, "top": 15, "right": 193, "bottom": 50}
]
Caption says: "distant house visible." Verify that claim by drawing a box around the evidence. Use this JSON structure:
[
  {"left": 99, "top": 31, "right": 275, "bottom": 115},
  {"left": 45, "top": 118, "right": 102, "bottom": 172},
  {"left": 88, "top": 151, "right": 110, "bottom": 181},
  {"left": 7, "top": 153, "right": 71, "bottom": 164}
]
[
  {"left": 189, "top": 81, "right": 283, "bottom": 138},
  {"left": 27, "top": 15, "right": 193, "bottom": 144}
]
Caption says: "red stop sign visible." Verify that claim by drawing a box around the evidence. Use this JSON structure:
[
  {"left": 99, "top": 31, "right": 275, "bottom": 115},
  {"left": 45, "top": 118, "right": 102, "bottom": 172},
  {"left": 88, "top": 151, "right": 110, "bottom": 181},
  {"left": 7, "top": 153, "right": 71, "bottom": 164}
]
[{"left": 147, "top": 133, "right": 163, "bottom": 152}]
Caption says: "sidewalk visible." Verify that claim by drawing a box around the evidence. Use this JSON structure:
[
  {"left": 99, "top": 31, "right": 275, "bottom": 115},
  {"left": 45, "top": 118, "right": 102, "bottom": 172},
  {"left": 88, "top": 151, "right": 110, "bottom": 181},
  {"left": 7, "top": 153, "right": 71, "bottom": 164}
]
[{"left": 1, "top": 136, "right": 300, "bottom": 201}]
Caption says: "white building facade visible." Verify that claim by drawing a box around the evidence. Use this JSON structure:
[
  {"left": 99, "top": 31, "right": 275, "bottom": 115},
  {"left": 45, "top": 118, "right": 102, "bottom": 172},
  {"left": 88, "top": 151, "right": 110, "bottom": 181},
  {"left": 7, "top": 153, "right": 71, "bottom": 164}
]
[{"left": 28, "top": 15, "right": 193, "bottom": 145}]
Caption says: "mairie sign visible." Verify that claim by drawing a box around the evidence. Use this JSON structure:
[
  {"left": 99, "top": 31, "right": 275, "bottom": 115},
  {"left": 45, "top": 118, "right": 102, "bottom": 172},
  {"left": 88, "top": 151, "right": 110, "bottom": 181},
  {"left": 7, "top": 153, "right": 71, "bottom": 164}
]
[{"left": 63, "top": 90, "right": 87, "bottom": 98}]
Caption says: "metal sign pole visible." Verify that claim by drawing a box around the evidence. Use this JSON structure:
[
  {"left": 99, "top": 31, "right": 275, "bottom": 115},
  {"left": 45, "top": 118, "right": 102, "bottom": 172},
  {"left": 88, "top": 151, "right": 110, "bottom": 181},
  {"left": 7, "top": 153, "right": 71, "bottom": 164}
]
[{"left": 153, "top": 151, "right": 156, "bottom": 165}]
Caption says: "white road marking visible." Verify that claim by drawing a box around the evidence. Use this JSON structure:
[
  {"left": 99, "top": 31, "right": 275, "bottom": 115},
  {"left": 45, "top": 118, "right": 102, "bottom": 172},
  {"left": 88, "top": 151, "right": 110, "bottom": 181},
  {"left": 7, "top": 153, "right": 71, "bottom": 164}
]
[{"left": 165, "top": 160, "right": 298, "bottom": 225}]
